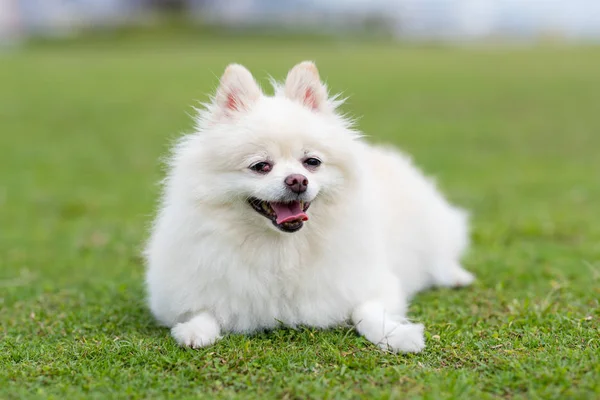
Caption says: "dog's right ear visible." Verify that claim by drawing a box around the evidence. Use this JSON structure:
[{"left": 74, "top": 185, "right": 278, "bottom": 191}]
[
  {"left": 214, "top": 64, "right": 261, "bottom": 117},
  {"left": 284, "top": 61, "right": 328, "bottom": 112}
]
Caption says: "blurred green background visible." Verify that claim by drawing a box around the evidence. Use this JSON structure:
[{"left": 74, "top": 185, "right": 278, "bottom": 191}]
[{"left": 1, "top": 27, "right": 599, "bottom": 398}]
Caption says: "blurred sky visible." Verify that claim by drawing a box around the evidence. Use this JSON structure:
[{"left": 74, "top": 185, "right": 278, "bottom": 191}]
[{"left": 1, "top": 0, "right": 600, "bottom": 42}]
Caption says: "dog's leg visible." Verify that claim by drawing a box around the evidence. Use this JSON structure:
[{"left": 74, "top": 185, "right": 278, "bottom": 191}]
[
  {"left": 171, "top": 312, "right": 222, "bottom": 349},
  {"left": 352, "top": 300, "right": 425, "bottom": 353}
]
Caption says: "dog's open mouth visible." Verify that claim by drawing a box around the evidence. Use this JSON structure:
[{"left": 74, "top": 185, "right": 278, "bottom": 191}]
[{"left": 248, "top": 198, "right": 311, "bottom": 232}]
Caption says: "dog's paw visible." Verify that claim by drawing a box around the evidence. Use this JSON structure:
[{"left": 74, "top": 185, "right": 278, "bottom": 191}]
[
  {"left": 171, "top": 314, "right": 221, "bottom": 349},
  {"left": 435, "top": 264, "right": 475, "bottom": 288},
  {"left": 451, "top": 267, "right": 475, "bottom": 287},
  {"left": 378, "top": 322, "right": 425, "bottom": 353}
]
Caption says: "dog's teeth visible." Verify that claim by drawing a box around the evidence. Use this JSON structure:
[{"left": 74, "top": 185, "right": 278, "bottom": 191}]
[{"left": 262, "top": 202, "right": 273, "bottom": 215}]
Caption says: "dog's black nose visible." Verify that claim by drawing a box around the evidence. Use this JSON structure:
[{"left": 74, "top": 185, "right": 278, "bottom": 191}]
[{"left": 285, "top": 174, "right": 308, "bottom": 194}]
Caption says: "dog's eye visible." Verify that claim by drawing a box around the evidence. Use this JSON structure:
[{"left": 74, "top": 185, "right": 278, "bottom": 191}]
[
  {"left": 303, "top": 158, "right": 322, "bottom": 170},
  {"left": 249, "top": 161, "right": 272, "bottom": 174}
]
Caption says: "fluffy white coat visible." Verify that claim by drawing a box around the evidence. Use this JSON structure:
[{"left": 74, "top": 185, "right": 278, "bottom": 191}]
[{"left": 144, "top": 61, "right": 474, "bottom": 353}]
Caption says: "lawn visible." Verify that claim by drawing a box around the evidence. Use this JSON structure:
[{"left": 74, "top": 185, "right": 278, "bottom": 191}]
[{"left": 1, "top": 34, "right": 599, "bottom": 399}]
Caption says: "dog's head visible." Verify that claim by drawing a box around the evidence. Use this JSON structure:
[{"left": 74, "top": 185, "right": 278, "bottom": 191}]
[{"left": 169, "top": 62, "right": 361, "bottom": 233}]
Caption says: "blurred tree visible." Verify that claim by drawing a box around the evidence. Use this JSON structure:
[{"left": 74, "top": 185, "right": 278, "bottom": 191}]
[{"left": 149, "top": 0, "right": 186, "bottom": 13}]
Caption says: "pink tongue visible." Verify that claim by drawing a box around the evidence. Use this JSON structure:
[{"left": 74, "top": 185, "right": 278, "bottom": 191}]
[{"left": 271, "top": 201, "right": 308, "bottom": 224}]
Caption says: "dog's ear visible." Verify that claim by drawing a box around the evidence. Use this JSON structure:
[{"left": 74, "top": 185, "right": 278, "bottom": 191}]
[
  {"left": 284, "top": 61, "right": 328, "bottom": 112},
  {"left": 215, "top": 64, "right": 261, "bottom": 116}
]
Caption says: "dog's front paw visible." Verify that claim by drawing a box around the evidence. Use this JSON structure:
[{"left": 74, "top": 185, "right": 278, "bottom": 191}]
[
  {"left": 171, "top": 313, "right": 221, "bottom": 349},
  {"left": 378, "top": 322, "right": 425, "bottom": 353}
]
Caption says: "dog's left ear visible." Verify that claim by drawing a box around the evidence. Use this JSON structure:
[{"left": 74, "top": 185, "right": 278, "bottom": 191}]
[
  {"left": 215, "top": 64, "right": 262, "bottom": 117},
  {"left": 284, "top": 61, "right": 328, "bottom": 112}
]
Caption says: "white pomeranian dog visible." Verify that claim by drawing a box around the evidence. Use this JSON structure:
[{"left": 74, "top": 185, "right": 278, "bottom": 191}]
[{"left": 144, "top": 61, "right": 474, "bottom": 353}]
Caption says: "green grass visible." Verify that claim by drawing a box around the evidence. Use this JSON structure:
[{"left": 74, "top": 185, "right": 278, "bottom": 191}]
[{"left": 1, "top": 36, "right": 599, "bottom": 399}]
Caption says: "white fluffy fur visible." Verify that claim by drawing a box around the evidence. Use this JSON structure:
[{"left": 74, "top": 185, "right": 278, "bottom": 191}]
[{"left": 144, "top": 62, "right": 474, "bottom": 353}]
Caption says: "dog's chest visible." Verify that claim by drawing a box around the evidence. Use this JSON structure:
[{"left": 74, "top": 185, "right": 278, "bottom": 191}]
[{"left": 208, "top": 250, "right": 354, "bottom": 332}]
